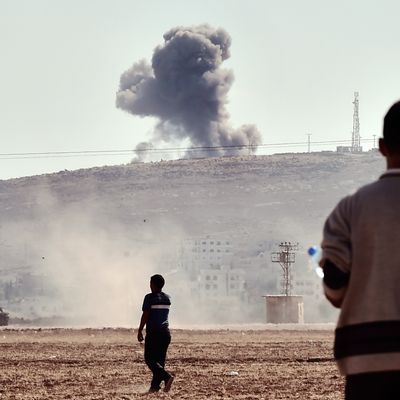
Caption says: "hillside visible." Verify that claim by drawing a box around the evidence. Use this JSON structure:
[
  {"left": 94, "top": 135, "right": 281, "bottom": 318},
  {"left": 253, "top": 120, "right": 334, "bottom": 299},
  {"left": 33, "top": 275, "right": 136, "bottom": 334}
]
[{"left": 0, "top": 151, "right": 385, "bottom": 241}]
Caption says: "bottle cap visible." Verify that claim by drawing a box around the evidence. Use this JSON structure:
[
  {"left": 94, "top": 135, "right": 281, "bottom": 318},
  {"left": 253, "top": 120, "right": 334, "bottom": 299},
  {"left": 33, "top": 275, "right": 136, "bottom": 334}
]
[{"left": 308, "top": 246, "right": 318, "bottom": 256}]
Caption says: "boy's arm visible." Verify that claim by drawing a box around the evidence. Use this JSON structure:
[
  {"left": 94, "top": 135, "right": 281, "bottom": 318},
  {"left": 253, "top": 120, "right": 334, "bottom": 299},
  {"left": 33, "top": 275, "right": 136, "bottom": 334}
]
[{"left": 137, "top": 310, "right": 150, "bottom": 342}]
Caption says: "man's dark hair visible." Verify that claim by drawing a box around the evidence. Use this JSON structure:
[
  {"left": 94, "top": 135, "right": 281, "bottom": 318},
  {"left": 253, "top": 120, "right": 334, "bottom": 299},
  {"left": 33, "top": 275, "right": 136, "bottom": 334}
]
[
  {"left": 151, "top": 274, "right": 165, "bottom": 290},
  {"left": 383, "top": 101, "right": 400, "bottom": 152}
]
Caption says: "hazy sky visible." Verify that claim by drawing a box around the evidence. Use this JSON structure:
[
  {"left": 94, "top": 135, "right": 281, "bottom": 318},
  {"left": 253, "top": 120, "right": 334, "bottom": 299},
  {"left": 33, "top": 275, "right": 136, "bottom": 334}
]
[{"left": 1, "top": 0, "right": 400, "bottom": 179}]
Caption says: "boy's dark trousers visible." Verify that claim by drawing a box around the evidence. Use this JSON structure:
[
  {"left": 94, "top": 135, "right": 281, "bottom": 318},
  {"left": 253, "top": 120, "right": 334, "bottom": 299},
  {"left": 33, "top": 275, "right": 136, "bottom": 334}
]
[
  {"left": 346, "top": 371, "right": 400, "bottom": 399},
  {"left": 144, "top": 329, "right": 171, "bottom": 391}
]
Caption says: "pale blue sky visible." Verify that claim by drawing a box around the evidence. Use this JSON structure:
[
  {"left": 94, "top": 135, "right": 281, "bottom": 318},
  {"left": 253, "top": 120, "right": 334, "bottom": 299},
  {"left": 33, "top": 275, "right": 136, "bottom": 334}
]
[{"left": 1, "top": 0, "right": 400, "bottom": 179}]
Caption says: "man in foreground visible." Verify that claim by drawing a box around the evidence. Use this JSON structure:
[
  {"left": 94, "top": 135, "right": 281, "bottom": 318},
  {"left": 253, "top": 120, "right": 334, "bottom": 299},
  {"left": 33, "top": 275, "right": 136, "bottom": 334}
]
[
  {"left": 137, "top": 274, "right": 174, "bottom": 393},
  {"left": 320, "top": 101, "right": 400, "bottom": 399}
]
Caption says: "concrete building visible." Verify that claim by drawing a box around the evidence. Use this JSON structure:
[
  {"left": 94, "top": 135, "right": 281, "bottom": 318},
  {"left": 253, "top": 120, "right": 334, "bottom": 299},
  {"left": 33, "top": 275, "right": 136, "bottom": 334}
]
[
  {"left": 180, "top": 236, "right": 247, "bottom": 301},
  {"left": 198, "top": 265, "right": 247, "bottom": 300}
]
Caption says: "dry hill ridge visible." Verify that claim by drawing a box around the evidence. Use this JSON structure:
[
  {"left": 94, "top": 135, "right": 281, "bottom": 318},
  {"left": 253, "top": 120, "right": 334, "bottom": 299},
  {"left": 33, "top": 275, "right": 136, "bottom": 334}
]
[{"left": 0, "top": 151, "right": 385, "bottom": 266}]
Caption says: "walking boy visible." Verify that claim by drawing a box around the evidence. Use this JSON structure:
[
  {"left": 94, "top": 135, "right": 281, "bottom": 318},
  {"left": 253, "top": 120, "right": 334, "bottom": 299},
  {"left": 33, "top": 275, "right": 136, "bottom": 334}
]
[
  {"left": 320, "top": 101, "right": 400, "bottom": 399},
  {"left": 137, "top": 274, "right": 174, "bottom": 393}
]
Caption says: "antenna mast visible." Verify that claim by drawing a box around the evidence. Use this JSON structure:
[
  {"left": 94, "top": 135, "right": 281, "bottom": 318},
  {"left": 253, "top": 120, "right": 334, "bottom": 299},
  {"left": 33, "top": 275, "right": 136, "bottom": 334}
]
[{"left": 352, "top": 92, "right": 362, "bottom": 152}]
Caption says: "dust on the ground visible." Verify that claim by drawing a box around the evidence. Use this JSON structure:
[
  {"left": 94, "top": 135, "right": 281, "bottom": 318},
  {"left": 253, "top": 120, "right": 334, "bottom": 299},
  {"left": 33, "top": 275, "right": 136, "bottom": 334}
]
[{"left": 0, "top": 328, "right": 342, "bottom": 399}]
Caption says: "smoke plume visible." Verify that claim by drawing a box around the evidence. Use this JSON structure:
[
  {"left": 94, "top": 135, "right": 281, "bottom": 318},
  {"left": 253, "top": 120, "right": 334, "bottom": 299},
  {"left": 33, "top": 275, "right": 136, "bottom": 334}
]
[{"left": 116, "top": 25, "right": 262, "bottom": 158}]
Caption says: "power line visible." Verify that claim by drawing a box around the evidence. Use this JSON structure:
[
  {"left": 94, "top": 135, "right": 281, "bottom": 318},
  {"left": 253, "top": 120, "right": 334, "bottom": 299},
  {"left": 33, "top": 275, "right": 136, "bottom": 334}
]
[{"left": 0, "top": 138, "right": 375, "bottom": 160}]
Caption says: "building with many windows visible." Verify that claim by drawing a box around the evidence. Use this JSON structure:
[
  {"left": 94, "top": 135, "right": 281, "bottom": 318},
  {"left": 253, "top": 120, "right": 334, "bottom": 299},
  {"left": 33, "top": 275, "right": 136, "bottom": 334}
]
[
  {"left": 198, "top": 265, "right": 246, "bottom": 300},
  {"left": 179, "top": 235, "right": 247, "bottom": 300}
]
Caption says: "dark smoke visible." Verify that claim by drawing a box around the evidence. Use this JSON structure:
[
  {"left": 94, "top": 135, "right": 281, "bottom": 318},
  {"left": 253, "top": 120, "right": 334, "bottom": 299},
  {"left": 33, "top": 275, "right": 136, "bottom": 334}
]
[
  {"left": 116, "top": 25, "right": 262, "bottom": 157},
  {"left": 132, "top": 141, "right": 153, "bottom": 163}
]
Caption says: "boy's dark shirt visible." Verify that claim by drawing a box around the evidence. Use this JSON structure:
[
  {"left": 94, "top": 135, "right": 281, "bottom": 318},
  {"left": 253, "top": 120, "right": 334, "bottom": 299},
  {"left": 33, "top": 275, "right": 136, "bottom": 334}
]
[{"left": 142, "top": 291, "right": 171, "bottom": 332}]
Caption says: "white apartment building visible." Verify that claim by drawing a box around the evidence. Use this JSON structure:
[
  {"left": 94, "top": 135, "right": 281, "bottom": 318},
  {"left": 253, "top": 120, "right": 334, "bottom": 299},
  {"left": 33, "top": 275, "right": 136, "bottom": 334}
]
[
  {"left": 180, "top": 236, "right": 247, "bottom": 300},
  {"left": 198, "top": 265, "right": 246, "bottom": 300},
  {"left": 180, "top": 236, "right": 233, "bottom": 275}
]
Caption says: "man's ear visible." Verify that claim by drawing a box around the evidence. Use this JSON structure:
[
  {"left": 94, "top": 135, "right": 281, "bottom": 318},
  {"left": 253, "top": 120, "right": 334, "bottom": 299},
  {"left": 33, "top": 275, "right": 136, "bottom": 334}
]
[{"left": 379, "top": 138, "right": 388, "bottom": 157}]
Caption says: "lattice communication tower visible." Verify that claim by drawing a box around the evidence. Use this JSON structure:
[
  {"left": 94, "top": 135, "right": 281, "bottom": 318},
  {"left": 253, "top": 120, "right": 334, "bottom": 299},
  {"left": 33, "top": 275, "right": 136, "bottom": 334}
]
[{"left": 351, "top": 92, "right": 362, "bottom": 152}]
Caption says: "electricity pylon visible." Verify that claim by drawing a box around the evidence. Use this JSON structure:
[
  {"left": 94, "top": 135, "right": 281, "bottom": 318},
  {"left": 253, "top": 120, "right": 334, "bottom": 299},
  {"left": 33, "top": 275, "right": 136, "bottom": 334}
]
[{"left": 271, "top": 242, "right": 299, "bottom": 296}]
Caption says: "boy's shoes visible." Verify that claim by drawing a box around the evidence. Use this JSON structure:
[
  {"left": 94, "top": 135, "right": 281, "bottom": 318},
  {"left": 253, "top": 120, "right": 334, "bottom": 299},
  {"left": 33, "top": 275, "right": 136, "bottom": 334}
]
[
  {"left": 164, "top": 376, "right": 174, "bottom": 392},
  {"left": 148, "top": 387, "right": 160, "bottom": 393}
]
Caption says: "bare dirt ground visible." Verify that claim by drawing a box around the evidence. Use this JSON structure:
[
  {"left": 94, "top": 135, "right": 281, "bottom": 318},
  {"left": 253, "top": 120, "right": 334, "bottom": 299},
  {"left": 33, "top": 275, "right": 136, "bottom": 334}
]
[{"left": 0, "top": 328, "right": 343, "bottom": 399}]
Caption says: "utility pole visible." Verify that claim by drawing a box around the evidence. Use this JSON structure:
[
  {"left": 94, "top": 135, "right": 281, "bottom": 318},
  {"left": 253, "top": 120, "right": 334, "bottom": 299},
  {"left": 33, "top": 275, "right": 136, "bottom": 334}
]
[
  {"left": 373, "top": 134, "right": 377, "bottom": 149},
  {"left": 306, "top": 134, "right": 312, "bottom": 153},
  {"left": 271, "top": 242, "right": 299, "bottom": 296}
]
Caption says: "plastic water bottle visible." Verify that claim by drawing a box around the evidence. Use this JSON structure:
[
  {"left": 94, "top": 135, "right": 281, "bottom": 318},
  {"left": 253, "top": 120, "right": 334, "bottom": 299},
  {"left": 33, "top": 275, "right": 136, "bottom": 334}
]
[{"left": 308, "top": 246, "right": 324, "bottom": 278}]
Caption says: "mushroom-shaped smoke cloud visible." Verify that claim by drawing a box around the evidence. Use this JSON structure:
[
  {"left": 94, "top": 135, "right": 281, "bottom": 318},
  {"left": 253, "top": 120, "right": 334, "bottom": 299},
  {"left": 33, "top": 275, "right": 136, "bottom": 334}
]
[{"left": 116, "top": 25, "right": 262, "bottom": 158}]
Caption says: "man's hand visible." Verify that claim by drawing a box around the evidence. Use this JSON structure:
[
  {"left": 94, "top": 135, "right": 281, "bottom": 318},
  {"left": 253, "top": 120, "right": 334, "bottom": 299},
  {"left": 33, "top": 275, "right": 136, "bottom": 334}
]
[{"left": 137, "top": 310, "right": 149, "bottom": 343}]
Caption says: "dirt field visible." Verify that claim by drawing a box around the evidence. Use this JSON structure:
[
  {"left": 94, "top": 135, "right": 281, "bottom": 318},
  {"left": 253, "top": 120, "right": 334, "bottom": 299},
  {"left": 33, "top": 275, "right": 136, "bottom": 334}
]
[{"left": 0, "top": 327, "right": 343, "bottom": 399}]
